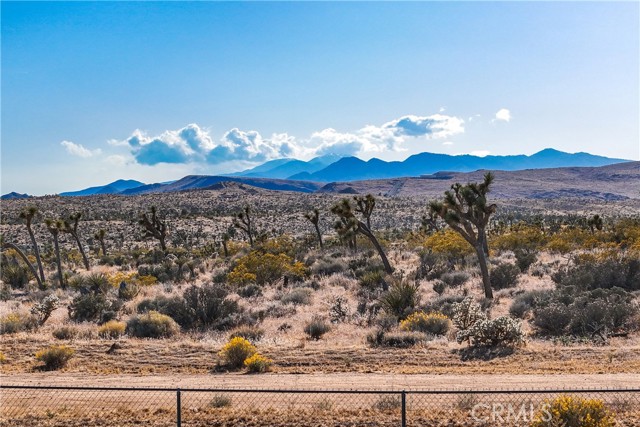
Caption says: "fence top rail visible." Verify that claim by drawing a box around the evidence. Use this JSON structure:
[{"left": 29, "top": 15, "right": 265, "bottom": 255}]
[{"left": 1, "top": 384, "right": 639, "bottom": 394}]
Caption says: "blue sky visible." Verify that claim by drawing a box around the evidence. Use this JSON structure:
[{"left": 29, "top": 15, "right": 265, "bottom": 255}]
[{"left": 2, "top": 1, "right": 638, "bottom": 195}]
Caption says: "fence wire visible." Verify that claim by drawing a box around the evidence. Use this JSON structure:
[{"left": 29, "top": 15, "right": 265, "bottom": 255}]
[{"left": 1, "top": 385, "right": 639, "bottom": 427}]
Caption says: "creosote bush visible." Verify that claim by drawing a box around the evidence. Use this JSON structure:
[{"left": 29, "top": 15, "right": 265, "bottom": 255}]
[
  {"left": 35, "top": 345, "right": 75, "bottom": 370},
  {"left": 219, "top": 337, "right": 257, "bottom": 368},
  {"left": 304, "top": 316, "right": 331, "bottom": 340},
  {"left": 244, "top": 353, "right": 272, "bottom": 373},
  {"left": 490, "top": 262, "right": 520, "bottom": 290},
  {"left": 400, "top": 311, "right": 451, "bottom": 336},
  {"left": 126, "top": 311, "right": 179, "bottom": 338},
  {"left": 531, "top": 394, "right": 615, "bottom": 427},
  {"left": 0, "top": 312, "right": 38, "bottom": 335},
  {"left": 53, "top": 326, "right": 79, "bottom": 340},
  {"left": 98, "top": 320, "right": 127, "bottom": 339},
  {"left": 228, "top": 325, "right": 264, "bottom": 343}
]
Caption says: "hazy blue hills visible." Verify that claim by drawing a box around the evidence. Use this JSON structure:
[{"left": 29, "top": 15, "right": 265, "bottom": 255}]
[
  {"left": 1, "top": 192, "right": 31, "bottom": 200},
  {"left": 230, "top": 154, "right": 342, "bottom": 179},
  {"left": 59, "top": 179, "right": 145, "bottom": 197},
  {"left": 288, "top": 149, "right": 629, "bottom": 182}
]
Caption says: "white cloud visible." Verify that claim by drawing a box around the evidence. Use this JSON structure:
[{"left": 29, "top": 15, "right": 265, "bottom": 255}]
[
  {"left": 494, "top": 108, "right": 511, "bottom": 122},
  {"left": 61, "top": 141, "right": 102, "bottom": 158},
  {"left": 105, "top": 155, "right": 129, "bottom": 166},
  {"left": 116, "top": 113, "right": 466, "bottom": 166},
  {"left": 469, "top": 150, "right": 491, "bottom": 157},
  {"left": 442, "top": 141, "right": 454, "bottom": 146}
]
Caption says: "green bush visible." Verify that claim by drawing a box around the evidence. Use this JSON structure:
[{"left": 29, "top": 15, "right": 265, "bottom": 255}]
[
  {"left": 423, "top": 295, "right": 466, "bottom": 319},
  {"left": 137, "top": 295, "right": 193, "bottom": 328},
  {"left": 281, "top": 288, "right": 312, "bottom": 306},
  {"left": 237, "top": 284, "right": 262, "bottom": 298},
  {"left": 380, "top": 280, "right": 420, "bottom": 320},
  {"left": 532, "top": 304, "right": 573, "bottom": 336},
  {"left": 182, "top": 284, "right": 241, "bottom": 330},
  {"left": 310, "top": 257, "right": 348, "bottom": 276},
  {"left": 432, "top": 281, "right": 446, "bottom": 295},
  {"left": 126, "top": 311, "right": 180, "bottom": 338},
  {"left": 53, "top": 326, "right": 79, "bottom": 340},
  {"left": 0, "top": 312, "right": 38, "bottom": 334},
  {"left": 552, "top": 255, "right": 640, "bottom": 291},
  {"left": 440, "top": 271, "right": 470, "bottom": 288},
  {"left": 68, "top": 293, "right": 109, "bottom": 322},
  {"left": 490, "top": 263, "right": 520, "bottom": 290},
  {"left": 35, "top": 345, "right": 74, "bottom": 370},
  {"left": 1, "top": 262, "right": 31, "bottom": 288},
  {"left": 304, "top": 316, "right": 331, "bottom": 340},
  {"left": 367, "top": 330, "right": 426, "bottom": 348},
  {"left": 229, "top": 326, "right": 264, "bottom": 343},
  {"left": 514, "top": 248, "right": 537, "bottom": 273}
]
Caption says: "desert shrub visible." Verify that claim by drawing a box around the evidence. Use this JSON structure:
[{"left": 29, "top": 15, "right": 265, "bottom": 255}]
[
  {"left": 432, "top": 280, "right": 446, "bottom": 295},
  {"left": 244, "top": 353, "right": 272, "bottom": 373},
  {"left": 304, "top": 316, "right": 331, "bottom": 340},
  {"left": 374, "top": 396, "right": 402, "bottom": 411},
  {"left": 440, "top": 271, "right": 470, "bottom": 288},
  {"left": 182, "top": 284, "right": 241, "bottom": 330},
  {"left": 68, "top": 293, "right": 109, "bottom": 322},
  {"left": 0, "top": 352, "right": 6, "bottom": 364},
  {"left": 30, "top": 294, "right": 60, "bottom": 325},
  {"left": 53, "top": 326, "right": 79, "bottom": 340},
  {"left": 415, "top": 251, "right": 449, "bottom": 281},
  {"left": 423, "top": 295, "right": 466, "bottom": 319},
  {"left": 1, "top": 261, "right": 31, "bottom": 288},
  {"left": 424, "top": 229, "right": 473, "bottom": 262},
  {"left": 311, "top": 257, "right": 348, "bottom": 276},
  {"left": 380, "top": 280, "right": 420, "bottom": 320},
  {"left": 457, "top": 316, "right": 524, "bottom": 348},
  {"left": 531, "top": 394, "right": 615, "bottom": 427},
  {"left": 508, "top": 290, "right": 548, "bottom": 319},
  {"left": 0, "top": 284, "right": 11, "bottom": 301},
  {"left": 237, "top": 284, "right": 262, "bottom": 298},
  {"left": 552, "top": 255, "right": 640, "bottom": 291},
  {"left": 264, "top": 302, "right": 297, "bottom": 318},
  {"left": 367, "top": 330, "right": 426, "bottom": 348},
  {"left": 359, "top": 270, "right": 387, "bottom": 291},
  {"left": 35, "top": 345, "right": 74, "bottom": 370},
  {"left": 400, "top": 311, "right": 450, "bottom": 336},
  {"left": 209, "top": 394, "right": 232, "bottom": 408},
  {"left": 508, "top": 299, "right": 531, "bottom": 319},
  {"left": 228, "top": 251, "right": 307, "bottom": 286},
  {"left": 118, "top": 282, "right": 140, "bottom": 301},
  {"left": 514, "top": 248, "right": 537, "bottom": 272},
  {"left": 84, "top": 273, "right": 111, "bottom": 294},
  {"left": 126, "top": 311, "right": 179, "bottom": 338},
  {"left": 219, "top": 337, "right": 257, "bottom": 368},
  {"left": 229, "top": 325, "right": 264, "bottom": 343},
  {"left": 490, "top": 262, "right": 520, "bottom": 290},
  {"left": 0, "top": 312, "right": 38, "bottom": 334},
  {"left": 532, "top": 304, "right": 573, "bottom": 336},
  {"left": 98, "top": 320, "right": 126, "bottom": 339},
  {"left": 280, "top": 288, "right": 312, "bottom": 306},
  {"left": 137, "top": 295, "right": 193, "bottom": 328},
  {"left": 328, "top": 296, "right": 350, "bottom": 323}
]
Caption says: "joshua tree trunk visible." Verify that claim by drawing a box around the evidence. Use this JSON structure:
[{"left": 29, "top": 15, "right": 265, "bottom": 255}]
[
  {"left": 475, "top": 244, "right": 493, "bottom": 299},
  {"left": 72, "top": 234, "right": 90, "bottom": 270},
  {"left": 314, "top": 223, "right": 324, "bottom": 250},
  {"left": 2, "top": 243, "right": 45, "bottom": 290},
  {"left": 52, "top": 234, "right": 64, "bottom": 289},
  {"left": 26, "top": 225, "right": 45, "bottom": 283},
  {"left": 100, "top": 239, "right": 107, "bottom": 257},
  {"left": 358, "top": 221, "right": 393, "bottom": 274}
]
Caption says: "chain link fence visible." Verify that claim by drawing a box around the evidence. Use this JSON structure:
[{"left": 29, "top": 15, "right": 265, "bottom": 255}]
[{"left": 1, "top": 385, "right": 639, "bottom": 426}]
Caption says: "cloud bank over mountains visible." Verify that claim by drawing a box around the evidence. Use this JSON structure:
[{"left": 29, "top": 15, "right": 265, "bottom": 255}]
[{"left": 109, "top": 113, "right": 466, "bottom": 166}]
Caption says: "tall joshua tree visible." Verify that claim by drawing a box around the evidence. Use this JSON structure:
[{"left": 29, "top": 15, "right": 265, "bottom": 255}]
[
  {"left": 354, "top": 194, "right": 376, "bottom": 230},
  {"left": 429, "top": 172, "right": 497, "bottom": 299},
  {"left": 62, "top": 213, "right": 90, "bottom": 270},
  {"left": 45, "top": 219, "right": 66, "bottom": 289},
  {"left": 331, "top": 198, "right": 393, "bottom": 274},
  {"left": 303, "top": 208, "right": 324, "bottom": 249},
  {"left": 587, "top": 214, "right": 603, "bottom": 234},
  {"left": 18, "top": 206, "right": 45, "bottom": 283},
  {"left": 94, "top": 229, "right": 107, "bottom": 256},
  {"left": 1, "top": 235, "right": 45, "bottom": 290},
  {"left": 233, "top": 206, "right": 254, "bottom": 247},
  {"left": 139, "top": 206, "right": 168, "bottom": 252}
]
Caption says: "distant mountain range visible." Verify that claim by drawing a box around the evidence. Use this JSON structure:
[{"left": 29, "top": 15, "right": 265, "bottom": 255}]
[
  {"left": 2, "top": 149, "right": 631, "bottom": 199},
  {"left": 233, "top": 148, "right": 629, "bottom": 182},
  {"left": 59, "top": 179, "right": 145, "bottom": 197},
  {"left": 1, "top": 192, "right": 31, "bottom": 200}
]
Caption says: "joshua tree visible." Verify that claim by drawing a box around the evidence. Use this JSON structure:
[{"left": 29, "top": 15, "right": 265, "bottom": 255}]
[
  {"left": 303, "top": 208, "right": 324, "bottom": 249},
  {"left": 419, "top": 212, "right": 440, "bottom": 235},
  {"left": 1, "top": 236, "right": 45, "bottom": 290},
  {"left": 45, "top": 219, "right": 66, "bottom": 289},
  {"left": 220, "top": 233, "right": 230, "bottom": 257},
  {"left": 331, "top": 198, "right": 393, "bottom": 274},
  {"left": 18, "top": 206, "right": 45, "bottom": 283},
  {"left": 587, "top": 214, "right": 603, "bottom": 234},
  {"left": 233, "top": 206, "right": 254, "bottom": 247},
  {"left": 354, "top": 194, "right": 376, "bottom": 230},
  {"left": 139, "top": 206, "right": 168, "bottom": 252},
  {"left": 429, "top": 172, "right": 497, "bottom": 299},
  {"left": 62, "top": 213, "right": 90, "bottom": 270},
  {"left": 94, "top": 229, "right": 107, "bottom": 256}
]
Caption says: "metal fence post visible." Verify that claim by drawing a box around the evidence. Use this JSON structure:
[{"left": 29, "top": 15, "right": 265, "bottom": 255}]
[
  {"left": 176, "top": 388, "right": 182, "bottom": 427},
  {"left": 401, "top": 390, "right": 406, "bottom": 427}
]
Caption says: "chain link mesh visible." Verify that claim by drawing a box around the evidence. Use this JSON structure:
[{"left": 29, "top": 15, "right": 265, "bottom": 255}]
[{"left": 1, "top": 386, "right": 638, "bottom": 426}]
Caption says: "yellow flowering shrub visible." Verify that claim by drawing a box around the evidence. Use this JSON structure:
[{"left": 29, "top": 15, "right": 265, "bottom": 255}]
[
  {"left": 35, "top": 345, "right": 75, "bottom": 370},
  {"left": 244, "top": 353, "right": 272, "bottom": 373},
  {"left": 424, "top": 230, "right": 473, "bottom": 260},
  {"left": 228, "top": 251, "right": 307, "bottom": 286},
  {"left": 219, "top": 337, "right": 257, "bottom": 368},
  {"left": 400, "top": 311, "right": 450, "bottom": 336},
  {"left": 98, "top": 320, "right": 126, "bottom": 339},
  {"left": 531, "top": 395, "right": 615, "bottom": 427}
]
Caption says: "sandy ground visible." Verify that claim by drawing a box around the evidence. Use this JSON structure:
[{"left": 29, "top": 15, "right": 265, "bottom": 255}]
[{"left": 3, "top": 372, "right": 639, "bottom": 390}]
